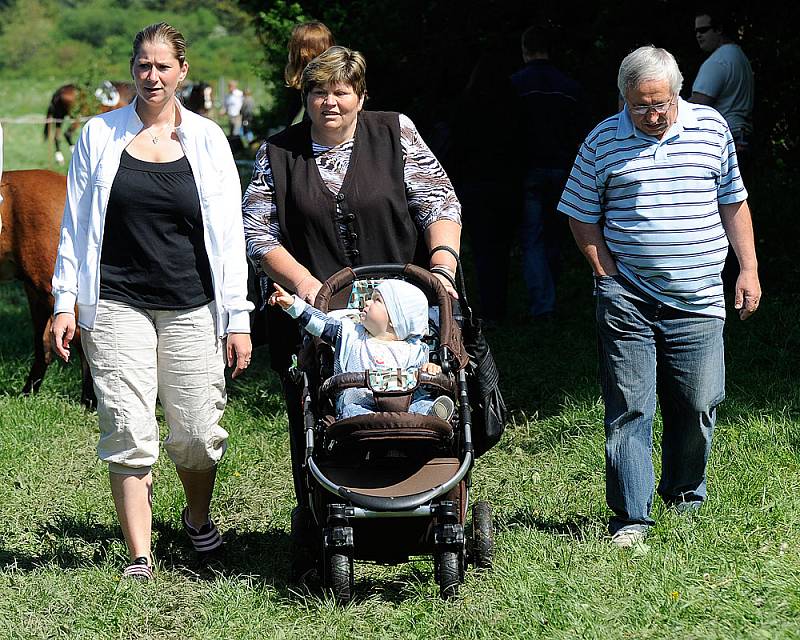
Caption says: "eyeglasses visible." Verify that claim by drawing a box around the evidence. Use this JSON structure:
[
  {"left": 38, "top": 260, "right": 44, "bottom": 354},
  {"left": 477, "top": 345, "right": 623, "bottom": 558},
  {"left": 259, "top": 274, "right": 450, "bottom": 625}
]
[
  {"left": 628, "top": 97, "right": 676, "bottom": 116},
  {"left": 695, "top": 25, "right": 714, "bottom": 34}
]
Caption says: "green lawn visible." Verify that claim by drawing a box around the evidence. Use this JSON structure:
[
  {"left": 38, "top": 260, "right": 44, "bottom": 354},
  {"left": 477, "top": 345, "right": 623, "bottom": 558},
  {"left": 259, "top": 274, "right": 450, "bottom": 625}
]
[
  {"left": 2, "top": 75, "right": 799, "bottom": 638},
  {"left": 1, "top": 244, "right": 798, "bottom": 638}
]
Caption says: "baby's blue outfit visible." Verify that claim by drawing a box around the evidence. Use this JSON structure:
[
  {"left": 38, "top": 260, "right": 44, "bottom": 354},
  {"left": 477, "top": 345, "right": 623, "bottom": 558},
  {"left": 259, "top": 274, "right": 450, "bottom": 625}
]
[{"left": 284, "top": 296, "right": 434, "bottom": 418}]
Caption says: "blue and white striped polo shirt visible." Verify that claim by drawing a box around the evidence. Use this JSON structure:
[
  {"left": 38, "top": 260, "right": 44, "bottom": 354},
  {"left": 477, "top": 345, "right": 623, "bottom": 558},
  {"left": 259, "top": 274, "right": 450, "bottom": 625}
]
[{"left": 558, "top": 98, "right": 747, "bottom": 318}]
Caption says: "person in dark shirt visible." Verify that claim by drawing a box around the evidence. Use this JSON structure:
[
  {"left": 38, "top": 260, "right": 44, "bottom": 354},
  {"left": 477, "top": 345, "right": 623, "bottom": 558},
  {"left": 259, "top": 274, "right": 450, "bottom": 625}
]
[
  {"left": 242, "top": 46, "right": 462, "bottom": 578},
  {"left": 448, "top": 50, "right": 522, "bottom": 326},
  {"left": 511, "top": 24, "right": 585, "bottom": 320}
]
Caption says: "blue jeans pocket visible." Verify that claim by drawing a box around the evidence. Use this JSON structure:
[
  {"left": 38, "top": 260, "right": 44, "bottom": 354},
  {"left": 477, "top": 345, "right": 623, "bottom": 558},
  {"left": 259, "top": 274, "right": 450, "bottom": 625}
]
[{"left": 593, "top": 274, "right": 622, "bottom": 297}]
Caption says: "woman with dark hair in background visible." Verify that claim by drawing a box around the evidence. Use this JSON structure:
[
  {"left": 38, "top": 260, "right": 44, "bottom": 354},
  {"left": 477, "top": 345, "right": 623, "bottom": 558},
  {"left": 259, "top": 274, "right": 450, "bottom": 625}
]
[{"left": 284, "top": 21, "right": 335, "bottom": 125}]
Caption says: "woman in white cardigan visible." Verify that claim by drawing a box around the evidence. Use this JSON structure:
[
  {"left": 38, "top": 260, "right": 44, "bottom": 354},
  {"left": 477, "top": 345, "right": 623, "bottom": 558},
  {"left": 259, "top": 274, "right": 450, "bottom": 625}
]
[{"left": 51, "top": 22, "right": 253, "bottom": 579}]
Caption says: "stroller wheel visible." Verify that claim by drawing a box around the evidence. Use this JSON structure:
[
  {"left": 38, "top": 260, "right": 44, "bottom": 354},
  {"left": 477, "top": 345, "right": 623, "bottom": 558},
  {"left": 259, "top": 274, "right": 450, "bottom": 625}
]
[
  {"left": 325, "top": 552, "right": 354, "bottom": 605},
  {"left": 471, "top": 501, "right": 494, "bottom": 570},
  {"left": 436, "top": 550, "right": 460, "bottom": 599}
]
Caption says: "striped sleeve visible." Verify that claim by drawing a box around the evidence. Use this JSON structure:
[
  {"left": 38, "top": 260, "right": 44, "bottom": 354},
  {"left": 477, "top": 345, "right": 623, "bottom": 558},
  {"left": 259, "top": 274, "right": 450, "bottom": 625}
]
[
  {"left": 717, "top": 127, "right": 748, "bottom": 204},
  {"left": 285, "top": 296, "right": 342, "bottom": 346},
  {"left": 242, "top": 141, "right": 283, "bottom": 266},
  {"left": 399, "top": 114, "right": 462, "bottom": 229},
  {"left": 558, "top": 137, "right": 603, "bottom": 223}
]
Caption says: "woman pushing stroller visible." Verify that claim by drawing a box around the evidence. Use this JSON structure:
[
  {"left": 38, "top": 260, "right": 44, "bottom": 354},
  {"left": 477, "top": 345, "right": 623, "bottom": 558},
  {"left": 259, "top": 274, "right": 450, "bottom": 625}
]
[
  {"left": 242, "top": 44, "right": 462, "bottom": 533},
  {"left": 269, "top": 279, "right": 455, "bottom": 420}
]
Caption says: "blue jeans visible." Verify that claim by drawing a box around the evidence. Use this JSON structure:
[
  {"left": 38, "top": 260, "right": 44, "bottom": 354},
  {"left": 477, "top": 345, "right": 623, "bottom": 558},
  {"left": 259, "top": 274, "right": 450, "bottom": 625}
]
[
  {"left": 595, "top": 275, "right": 725, "bottom": 534},
  {"left": 521, "top": 168, "right": 568, "bottom": 316}
]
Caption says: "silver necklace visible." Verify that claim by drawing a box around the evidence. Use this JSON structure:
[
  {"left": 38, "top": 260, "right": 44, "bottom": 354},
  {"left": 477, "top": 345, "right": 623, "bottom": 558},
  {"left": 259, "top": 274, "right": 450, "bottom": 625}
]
[
  {"left": 144, "top": 125, "right": 171, "bottom": 145},
  {"left": 143, "top": 113, "right": 174, "bottom": 145}
]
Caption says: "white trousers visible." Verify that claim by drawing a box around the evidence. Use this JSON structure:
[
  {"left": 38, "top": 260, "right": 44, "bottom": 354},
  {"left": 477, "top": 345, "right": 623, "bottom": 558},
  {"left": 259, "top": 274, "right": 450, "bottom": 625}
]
[{"left": 82, "top": 300, "right": 228, "bottom": 475}]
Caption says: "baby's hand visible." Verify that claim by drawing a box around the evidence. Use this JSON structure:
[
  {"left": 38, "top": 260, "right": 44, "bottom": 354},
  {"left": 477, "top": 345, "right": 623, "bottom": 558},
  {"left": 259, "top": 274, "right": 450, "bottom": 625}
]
[
  {"left": 268, "top": 283, "right": 295, "bottom": 310},
  {"left": 421, "top": 362, "right": 442, "bottom": 375}
]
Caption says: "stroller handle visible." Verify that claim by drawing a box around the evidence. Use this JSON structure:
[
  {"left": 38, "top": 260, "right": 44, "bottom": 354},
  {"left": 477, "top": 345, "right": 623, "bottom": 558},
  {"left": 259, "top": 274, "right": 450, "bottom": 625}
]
[{"left": 351, "top": 264, "right": 416, "bottom": 277}]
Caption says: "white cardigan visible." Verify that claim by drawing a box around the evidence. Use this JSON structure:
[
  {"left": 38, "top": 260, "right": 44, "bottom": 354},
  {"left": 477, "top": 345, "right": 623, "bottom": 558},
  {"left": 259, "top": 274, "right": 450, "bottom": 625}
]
[{"left": 52, "top": 99, "right": 253, "bottom": 335}]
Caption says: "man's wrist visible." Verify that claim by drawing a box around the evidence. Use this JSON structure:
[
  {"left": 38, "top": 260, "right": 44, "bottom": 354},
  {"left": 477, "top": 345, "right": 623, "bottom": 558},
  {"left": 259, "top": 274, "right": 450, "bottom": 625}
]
[{"left": 737, "top": 264, "right": 759, "bottom": 274}]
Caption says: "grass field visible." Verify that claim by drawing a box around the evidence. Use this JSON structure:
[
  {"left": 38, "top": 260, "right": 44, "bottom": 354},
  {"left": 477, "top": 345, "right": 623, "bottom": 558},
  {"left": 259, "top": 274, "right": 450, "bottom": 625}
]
[
  {"left": 2, "top": 77, "right": 799, "bottom": 638},
  {"left": 2, "top": 268, "right": 798, "bottom": 638}
]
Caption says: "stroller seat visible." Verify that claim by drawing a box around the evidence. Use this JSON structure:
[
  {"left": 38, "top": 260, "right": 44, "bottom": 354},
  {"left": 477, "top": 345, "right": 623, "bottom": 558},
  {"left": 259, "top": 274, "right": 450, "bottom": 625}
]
[
  {"left": 317, "top": 457, "right": 459, "bottom": 498},
  {"left": 320, "top": 369, "right": 457, "bottom": 444}
]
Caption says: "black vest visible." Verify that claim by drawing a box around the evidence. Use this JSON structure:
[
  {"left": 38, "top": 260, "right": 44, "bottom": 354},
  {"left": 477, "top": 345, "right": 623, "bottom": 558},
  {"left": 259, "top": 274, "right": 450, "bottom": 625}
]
[{"left": 266, "top": 111, "right": 424, "bottom": 369}]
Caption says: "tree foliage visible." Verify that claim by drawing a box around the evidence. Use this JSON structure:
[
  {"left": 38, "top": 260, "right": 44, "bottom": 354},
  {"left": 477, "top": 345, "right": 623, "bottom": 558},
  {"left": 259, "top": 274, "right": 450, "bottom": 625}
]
[{"left": 0, "top": 0, "right": 263, "bottom": 84}]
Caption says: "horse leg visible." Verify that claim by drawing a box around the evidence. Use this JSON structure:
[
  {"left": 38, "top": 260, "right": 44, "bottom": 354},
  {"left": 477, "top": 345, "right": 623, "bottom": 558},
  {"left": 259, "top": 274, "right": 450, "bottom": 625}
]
[
  {"left": 21, "top": 283, "right": 52, "bottom": 395},
  {"left": 65, "top": 121, "right": 80, "bottom": 154},
  {"left": 74, "top": 330, "right": 97, "bottom": 410},
  {"left": 54, "top": 123, "right": 65, "bottom": 165}
]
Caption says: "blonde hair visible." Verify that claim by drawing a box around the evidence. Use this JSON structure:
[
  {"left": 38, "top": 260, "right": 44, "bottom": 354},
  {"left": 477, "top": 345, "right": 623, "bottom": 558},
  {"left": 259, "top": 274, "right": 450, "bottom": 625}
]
[
  {"left": 301, "top": 46, "right": 367, "bottom": 102},
  {"left": 131, "top": 22, "right": 187, "bottom": 68},
  {"left": 284, "top": 22, "right": 335, "bottom": 90}
]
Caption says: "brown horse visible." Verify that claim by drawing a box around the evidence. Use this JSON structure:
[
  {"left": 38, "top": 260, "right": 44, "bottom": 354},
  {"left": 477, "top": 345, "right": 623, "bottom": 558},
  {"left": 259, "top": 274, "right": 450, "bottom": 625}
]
[
  {"left": 44, "top": 81, "right": 135, "bottom": 165},
  {"left": 0, "top": 170, "right": 95, "bottom": 407},
  {"left": 181, "top": 82, "right": 214, "bottom": 117}
]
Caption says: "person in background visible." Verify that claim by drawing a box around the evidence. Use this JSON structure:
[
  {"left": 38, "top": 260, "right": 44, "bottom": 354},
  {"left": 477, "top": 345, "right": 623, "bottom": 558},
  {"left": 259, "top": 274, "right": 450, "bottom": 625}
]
[
  {"left": 223, "top": 79, "right": 244, "bottom": 137},
  {"left": 246, "top": 22, "right": 336, "bottom": 341},
  {"left": 690, "top": 9, "right": 755, "bottom": 289},
  {"left": 283, "top": 21, "right": 335, "bottom": 125},
  {"left": 690, "top": 9, "right": 754, "bottom": 166},
  {"left": 558, "top": 46, "right": 760, "bottom": 550},
  {"left": 241, "top": 88, "right": 256, "bottom": 143},
  {"left": 50, "top": 22, "right": 253, "bottom": 580},
  {"left": 511, "top": 24, "right": 585, "bottom": 322},
  {"left": 242, "top": 46, "right": 461, "bottom": 577},
  {"left": 448, "top": 50, "right": 521, "bottom": 327}
]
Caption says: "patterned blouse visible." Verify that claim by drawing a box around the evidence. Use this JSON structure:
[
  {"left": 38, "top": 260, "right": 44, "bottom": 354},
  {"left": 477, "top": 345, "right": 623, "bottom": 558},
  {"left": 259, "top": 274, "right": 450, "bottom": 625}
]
[{"left": 242, "top": 113, "right": 461, "bottom": 277}]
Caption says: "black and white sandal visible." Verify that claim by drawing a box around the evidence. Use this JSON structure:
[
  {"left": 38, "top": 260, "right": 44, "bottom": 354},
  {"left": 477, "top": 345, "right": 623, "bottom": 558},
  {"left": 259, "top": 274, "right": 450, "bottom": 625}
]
[
  {"left": 122, "top": 556, "right": 153, "bottom": 580},
  {"left": 181, "top": 507, "right": 223, "bottom": 554}
]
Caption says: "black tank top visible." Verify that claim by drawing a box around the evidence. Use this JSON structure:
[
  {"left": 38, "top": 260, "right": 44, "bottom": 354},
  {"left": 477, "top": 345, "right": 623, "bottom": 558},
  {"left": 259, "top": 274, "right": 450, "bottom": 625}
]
[{"left": 99, "top": 150, "right": 214, "bottom": 310}]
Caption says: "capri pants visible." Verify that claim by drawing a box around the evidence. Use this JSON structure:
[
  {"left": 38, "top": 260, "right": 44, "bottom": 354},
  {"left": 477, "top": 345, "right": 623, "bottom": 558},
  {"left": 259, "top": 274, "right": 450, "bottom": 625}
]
[{"left": 81, "top": 300, "right": 228, "bottom": 475}]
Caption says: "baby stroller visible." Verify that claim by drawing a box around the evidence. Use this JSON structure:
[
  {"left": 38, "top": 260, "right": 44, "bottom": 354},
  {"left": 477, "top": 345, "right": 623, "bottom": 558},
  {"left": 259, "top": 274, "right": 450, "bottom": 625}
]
[{"left": 292, "top": 264, "right": 494, "bottom": 602}]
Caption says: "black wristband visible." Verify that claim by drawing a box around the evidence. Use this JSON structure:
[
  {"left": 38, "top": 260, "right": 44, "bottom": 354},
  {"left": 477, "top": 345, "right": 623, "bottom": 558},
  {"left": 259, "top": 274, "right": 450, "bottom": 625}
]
[{"left": 429, "top": 245, "right": 459, "bottom": 262}]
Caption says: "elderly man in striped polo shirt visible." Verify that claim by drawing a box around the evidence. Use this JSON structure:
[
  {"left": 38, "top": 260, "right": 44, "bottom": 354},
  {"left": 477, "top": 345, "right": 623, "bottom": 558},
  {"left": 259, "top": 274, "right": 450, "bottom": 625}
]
[{"left": 558, "top": 45, "right": 760, "bottom": 549}]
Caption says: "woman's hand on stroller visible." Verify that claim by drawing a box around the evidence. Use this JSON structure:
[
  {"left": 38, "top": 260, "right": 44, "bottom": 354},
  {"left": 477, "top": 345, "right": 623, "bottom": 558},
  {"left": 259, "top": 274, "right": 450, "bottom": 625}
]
[
  {"left": 420, "top": 362, "right": 442, "bottom": 375},
  {"left": 269, "top": 283, "right": 295, "bottom": 310}
]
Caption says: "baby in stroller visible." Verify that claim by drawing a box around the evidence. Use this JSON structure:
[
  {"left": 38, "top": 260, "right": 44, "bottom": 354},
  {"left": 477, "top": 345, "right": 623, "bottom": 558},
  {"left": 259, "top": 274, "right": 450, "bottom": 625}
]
[{"left": 269, "top": 279, "right": 455, "bottom": 420}]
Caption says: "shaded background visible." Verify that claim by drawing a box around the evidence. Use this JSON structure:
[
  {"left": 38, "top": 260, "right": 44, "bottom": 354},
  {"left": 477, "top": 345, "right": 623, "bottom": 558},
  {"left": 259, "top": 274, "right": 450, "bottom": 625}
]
[
  {"left": 249, "top": 0, "right": 799, "bottom": 169},
  {"left": 243, "top": 0, "right": 799, "bottom": 302}
]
